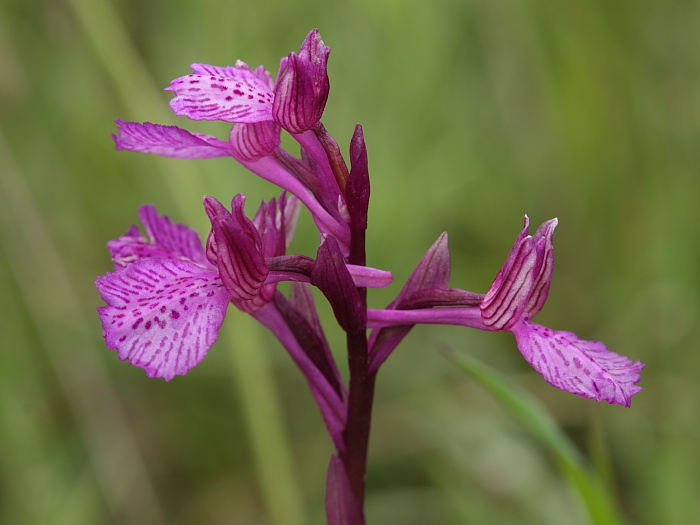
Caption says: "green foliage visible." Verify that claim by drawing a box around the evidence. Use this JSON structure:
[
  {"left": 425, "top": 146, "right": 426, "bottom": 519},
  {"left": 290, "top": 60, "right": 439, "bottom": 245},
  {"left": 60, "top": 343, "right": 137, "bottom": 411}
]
[{"left": 447, "top": 349, "right": 625, "bottom": 525}]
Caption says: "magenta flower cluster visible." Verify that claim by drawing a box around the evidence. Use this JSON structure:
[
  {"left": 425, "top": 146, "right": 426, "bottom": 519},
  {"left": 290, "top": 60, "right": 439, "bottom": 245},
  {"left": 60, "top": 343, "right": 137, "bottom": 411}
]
[{"left": 97, "top": 30, "right": 643, "bottom": 524}]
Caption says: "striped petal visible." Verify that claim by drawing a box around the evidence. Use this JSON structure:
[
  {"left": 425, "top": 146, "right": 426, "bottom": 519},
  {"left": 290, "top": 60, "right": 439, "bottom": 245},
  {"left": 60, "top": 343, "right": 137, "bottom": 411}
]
[{"left": 113, "top": 120, "right": 231, "bottom": 159}]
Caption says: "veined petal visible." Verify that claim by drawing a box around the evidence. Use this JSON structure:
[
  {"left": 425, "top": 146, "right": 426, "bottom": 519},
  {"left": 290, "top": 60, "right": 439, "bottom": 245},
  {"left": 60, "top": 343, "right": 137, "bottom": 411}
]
[
  {"left": 96, "top": 258, "right": 231, "bottom": 380},
  {"left": 206, "top": 195, "right": 269, "bottom": 309},
  {"left": 113, "top": 120, "right": 231, "bottom": 159},
  {"left": 229, "top": 121, "right": 281, "bottom": 161},
  {"left": 251, "top": 192, "right": 300, "bottom": 258},
  {"left": 481, "top": 240, "right": 536, "bottom": 329},
  {"left": 272, "top": 30, "right": 330, "bottom": 133},
  {"left": 481, "top": 217, "right": 537, "bottom": 330},
  {"left": 107, "top": 205, "right": 211, "bottom": 269},
  {"left": 525, "top": 218, "right": 557, "bottom": 318},
  {"left": 167, "top": 62, "right": 274, "bottom": 123},
  {"left": 512, "top": 321, "right": 644, "bottom": 407}
]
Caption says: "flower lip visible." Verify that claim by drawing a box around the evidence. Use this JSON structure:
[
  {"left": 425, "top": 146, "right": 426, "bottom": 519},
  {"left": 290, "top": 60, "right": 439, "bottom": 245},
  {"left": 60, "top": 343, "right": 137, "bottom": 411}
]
[{"left": 512, "top": 321, "right": 644, "bottom": 407}]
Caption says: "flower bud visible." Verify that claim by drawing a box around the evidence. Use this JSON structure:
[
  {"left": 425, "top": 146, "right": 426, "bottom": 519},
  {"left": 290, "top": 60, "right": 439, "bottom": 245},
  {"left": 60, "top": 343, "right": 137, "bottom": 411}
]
[{"left": 273, "top": 29, "right": 330, "bottom": 133}]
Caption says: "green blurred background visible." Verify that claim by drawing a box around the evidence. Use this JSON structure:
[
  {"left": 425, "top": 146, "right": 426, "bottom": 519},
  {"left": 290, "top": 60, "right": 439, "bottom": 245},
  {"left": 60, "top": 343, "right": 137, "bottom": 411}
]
[{"left": 1, "top": 0, "right": 698, "bottom": 523}]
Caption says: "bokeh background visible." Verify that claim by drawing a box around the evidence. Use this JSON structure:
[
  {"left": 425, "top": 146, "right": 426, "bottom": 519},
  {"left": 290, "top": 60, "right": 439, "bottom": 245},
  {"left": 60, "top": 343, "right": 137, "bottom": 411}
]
[{"left": 1, "top": 0, "right": 698, "bottom": 524}]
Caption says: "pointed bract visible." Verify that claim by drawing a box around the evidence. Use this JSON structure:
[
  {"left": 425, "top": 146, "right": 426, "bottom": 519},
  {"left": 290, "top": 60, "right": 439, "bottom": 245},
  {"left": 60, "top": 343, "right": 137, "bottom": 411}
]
[
  {"left": 325, "top": 455, "right": 364, "bottom": 525},
  {"left": 369, "top": 232, "right": 452, "bottom": 372},
  {"left": 346, "top": 125, "right": 370, "bottom": 229},
  {"left": 311, "top": 235, "right": 365, "bottom": 333}
]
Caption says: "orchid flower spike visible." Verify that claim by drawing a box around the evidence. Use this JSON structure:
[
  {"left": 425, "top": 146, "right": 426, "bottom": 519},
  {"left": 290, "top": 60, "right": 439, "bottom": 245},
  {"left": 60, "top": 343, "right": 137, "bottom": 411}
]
[{"left": 482, "top": 216, "right": 644, "bottom": 407}]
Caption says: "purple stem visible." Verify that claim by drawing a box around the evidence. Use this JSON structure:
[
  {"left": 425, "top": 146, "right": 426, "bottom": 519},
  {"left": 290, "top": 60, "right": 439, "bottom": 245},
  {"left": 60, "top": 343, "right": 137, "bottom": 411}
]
[
  {"left": 366, "top": 306, "right": 487, "bottom": 330},
  {"left": 340, "top": 202, "right": 373, "bottom": 513}
]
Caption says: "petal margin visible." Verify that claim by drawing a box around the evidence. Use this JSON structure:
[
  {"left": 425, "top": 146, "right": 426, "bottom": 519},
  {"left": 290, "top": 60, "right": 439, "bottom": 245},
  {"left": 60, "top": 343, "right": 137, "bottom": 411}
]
[
  {"left": 512, "top": 321, "right": 644, "bottom": 407},
  {"left": 97, "top": 258, "right": 231, "bottom": 380}
]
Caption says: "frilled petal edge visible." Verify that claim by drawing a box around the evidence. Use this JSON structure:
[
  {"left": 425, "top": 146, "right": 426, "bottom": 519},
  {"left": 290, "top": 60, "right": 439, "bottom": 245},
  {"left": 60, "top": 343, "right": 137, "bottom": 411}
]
[
  {"left": 97, "top": 258, "right": 231, "bottom": 380},
  {"left": 512, "top": 321, "right": 644, "bottom": 407},
  {"left": 107, "top": 204, "right": 212, "bottom": 270}
]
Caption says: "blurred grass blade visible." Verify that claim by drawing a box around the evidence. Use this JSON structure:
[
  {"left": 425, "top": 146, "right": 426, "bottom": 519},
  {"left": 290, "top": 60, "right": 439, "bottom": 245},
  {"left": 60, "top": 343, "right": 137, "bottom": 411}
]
[
  {"left": 224, "top": 315, "right": 307, "bottom": 525},
  {"left": 445, "top": 348, "right": 626, "bottom": 525},
  {"left": 0, "top": 127, "right": 166, "bottom": 525}
]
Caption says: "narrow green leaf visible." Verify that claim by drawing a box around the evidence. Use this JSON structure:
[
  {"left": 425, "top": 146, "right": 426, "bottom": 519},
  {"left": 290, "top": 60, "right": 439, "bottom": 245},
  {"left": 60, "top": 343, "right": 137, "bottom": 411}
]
[{"left": 445, "top": 348, "right": 626, "bottom": 525}]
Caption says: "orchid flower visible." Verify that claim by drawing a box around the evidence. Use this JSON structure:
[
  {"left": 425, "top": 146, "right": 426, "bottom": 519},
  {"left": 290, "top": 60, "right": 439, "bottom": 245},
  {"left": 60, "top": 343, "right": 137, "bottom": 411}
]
[
  {"left": 98, "top": 29, "right": 644, "bottom": 525},
  {"left": 97, "top": 195, "right": 391, "bottom": 381},
  {"left": 367, "top": 217, "right": 643, "bottom": 407},
  {"left": 112, "top": 30, "right": 350, "bottom": 250}
]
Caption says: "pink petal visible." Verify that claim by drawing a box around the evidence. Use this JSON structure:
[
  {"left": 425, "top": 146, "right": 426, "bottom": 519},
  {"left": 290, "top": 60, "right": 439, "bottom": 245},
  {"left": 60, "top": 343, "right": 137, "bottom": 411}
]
[
  {"left": 113, "top": 120, "right": 231, "bottom": 159},
  {"left": 107, "top": 205, "right": 211, "bottom": 269},
  {"left": 524, "top": 219, "right": 557, "bottom": 318},
  {"left": 481, "top": 230, "right": 536, "bottom": 330},
  {"left": 229, "top": 121, "right": 281, "bottom": 161},
  {"left": 96, "top": 258, "right": 231, "bottom": 380},
  {"left": 167, "top": 62, "right": 274, "bottom": 123},
  {"left": 512, "top": 321, "right": 644, "bottom": 407}
]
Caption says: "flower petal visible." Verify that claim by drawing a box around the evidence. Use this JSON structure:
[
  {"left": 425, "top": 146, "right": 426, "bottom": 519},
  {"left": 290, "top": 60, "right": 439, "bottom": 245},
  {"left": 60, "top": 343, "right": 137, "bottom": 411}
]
[
  {"left": 525, "top": 219, "right": 557, "bottom": 318},
  {"left": 107, "top": 205, "right": 211, "bottom": 269},
  {"left": 113, "top": 120, "right": 231, "bottom": 159},
  {"left": 481, "top": 217, "right": 537, "bottom": 330},
  {"left": 97, "top": 258, "right": 231, "bottom": 380},
  {"left": 512, "top": 321, "right": 644, "bottom": 407},
  {"left": 272, "top": 29, "right": 330, "bottom": 133},
  {"left": 229, "top": 121, "right": 281, "bottom": 161},
  {"left": 251, "top": 192, "right": 300, "bottom": 258},
  {"left": 167, "top": 62, "right": 274, "bottom": 123}
]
